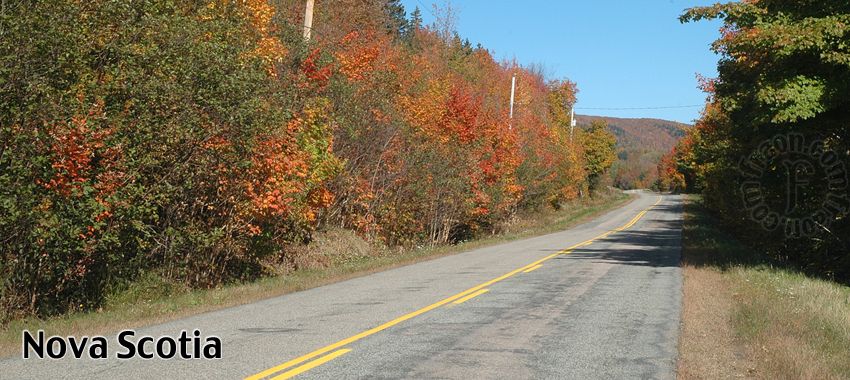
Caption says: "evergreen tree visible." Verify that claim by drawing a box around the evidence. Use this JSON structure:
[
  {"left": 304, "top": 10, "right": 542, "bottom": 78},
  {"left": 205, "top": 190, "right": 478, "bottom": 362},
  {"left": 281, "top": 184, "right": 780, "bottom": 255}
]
[
  {"left": 410, "top": 6, "right": 423, "bottom": 31},
  {"left": 383, "top": 0, "right": 408, "bottom": 37}
]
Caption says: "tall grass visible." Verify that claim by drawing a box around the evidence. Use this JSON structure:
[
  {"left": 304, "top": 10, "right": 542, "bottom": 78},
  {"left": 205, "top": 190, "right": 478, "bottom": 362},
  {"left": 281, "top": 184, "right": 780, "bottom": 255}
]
[{"left": 680, "top": 196, "right": 850, "bottom": 379}]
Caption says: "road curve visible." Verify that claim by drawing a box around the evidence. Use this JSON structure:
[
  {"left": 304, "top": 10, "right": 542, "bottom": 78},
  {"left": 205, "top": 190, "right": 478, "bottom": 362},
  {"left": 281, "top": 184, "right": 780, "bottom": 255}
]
[{"left": 1, "top": 191, "right": 683, "bottom": 379}]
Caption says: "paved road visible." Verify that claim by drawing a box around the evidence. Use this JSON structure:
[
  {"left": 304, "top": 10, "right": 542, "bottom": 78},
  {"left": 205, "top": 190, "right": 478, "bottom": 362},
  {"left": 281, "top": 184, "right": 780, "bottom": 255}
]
[{"left": 1, "top": 191, "right": 683, "bottom": 379}]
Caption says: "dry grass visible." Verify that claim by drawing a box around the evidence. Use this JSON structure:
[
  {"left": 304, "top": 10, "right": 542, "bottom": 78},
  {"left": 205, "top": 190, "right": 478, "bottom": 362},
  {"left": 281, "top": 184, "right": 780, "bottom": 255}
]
[
  {"left": 678, "top": 265, "right": 753, "bottom": 379},
  {"left": 679, "top": 195, "right": 850, "bottom": 379},
  {"left": 729, "top": 268, "right": 850, "bottom": 379},
  {"left": 0, "top": 192, "right": 632, "bottom": 357}
]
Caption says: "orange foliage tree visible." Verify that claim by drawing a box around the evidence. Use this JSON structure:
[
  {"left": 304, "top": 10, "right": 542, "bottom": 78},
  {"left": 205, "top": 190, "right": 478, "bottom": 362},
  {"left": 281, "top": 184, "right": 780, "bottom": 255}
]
[{"left": 2, "top": 0, "right": 597, "bottom": 318}]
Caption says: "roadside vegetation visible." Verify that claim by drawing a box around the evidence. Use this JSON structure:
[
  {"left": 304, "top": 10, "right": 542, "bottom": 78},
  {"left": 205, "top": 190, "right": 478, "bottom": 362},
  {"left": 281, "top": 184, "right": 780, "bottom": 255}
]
[
  {"left": 658, "top": 1, "right": 850, "bottom": 282},
  {"left": 0, "top": 190, "right": 630, "bottom": 356},
  {"left": 624, "top": 3, "right": 850, "bottom": 376},
  {"left": 0, "top": 1, "right": 621, "bottom": 324},
  {"left": 670, "top": 4, "right": 850, "bottom": 376},
  {"left": 679, "top": 196, "right": 850, "bottom": 379}
]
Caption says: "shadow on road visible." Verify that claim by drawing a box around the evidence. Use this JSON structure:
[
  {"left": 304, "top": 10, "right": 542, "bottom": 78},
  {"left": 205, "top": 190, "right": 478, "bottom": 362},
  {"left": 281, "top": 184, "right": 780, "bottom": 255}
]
[{"left": 547, "top": 200, "right": 683, "bottom": 269}]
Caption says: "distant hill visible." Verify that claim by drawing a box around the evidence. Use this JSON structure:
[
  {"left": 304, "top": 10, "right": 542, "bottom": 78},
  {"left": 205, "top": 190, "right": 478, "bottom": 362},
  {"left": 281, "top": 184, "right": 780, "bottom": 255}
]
[{"left": 576, "top": 115, "right": 690, "bottom": 189}]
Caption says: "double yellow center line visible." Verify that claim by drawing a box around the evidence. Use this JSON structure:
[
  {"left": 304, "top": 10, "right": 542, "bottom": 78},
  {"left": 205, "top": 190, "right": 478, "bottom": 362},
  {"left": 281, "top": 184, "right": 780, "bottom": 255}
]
[
  {"left": 452, "top": 288, "right": 489, "bottom": 304},
  {"left": 245, "top": 196, "right": 663, "bottom": 380}
]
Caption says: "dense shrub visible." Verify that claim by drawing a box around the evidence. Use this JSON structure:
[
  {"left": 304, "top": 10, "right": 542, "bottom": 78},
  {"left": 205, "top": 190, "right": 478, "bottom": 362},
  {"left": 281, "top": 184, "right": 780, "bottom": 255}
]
[
  {"left": 0, "top": 0, "right": 338, "bottom": 318},
  {"left": 667, "top": 2, "right": 850, "bottom": 282},
  {"left": 1, "top": 0, "right": 614, "bottom": 319}
]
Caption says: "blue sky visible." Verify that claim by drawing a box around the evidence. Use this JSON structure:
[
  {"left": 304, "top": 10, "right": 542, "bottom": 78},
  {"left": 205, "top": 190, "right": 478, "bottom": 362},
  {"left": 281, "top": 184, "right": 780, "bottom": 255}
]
[{"left": 400, "top": 0, "right": 723, "bottom": 124}]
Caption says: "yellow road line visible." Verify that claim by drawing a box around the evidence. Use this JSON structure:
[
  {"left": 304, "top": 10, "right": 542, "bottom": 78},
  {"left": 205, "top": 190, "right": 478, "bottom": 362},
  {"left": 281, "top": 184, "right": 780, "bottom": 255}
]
[
  {"left": 452, "top": 288, "right": 489, "bottom": 304},
  {"left": 243, "top": 254, "right": 554, "bottom": 380},
  {"left": 245, "top": 196, "right": 663, "bottom": 380},
  {"left": 269, "top": 349, "right": 352, "bottom": 380},
  {"left": 523, "top": 264, "right": 543, "bottom": 273}
]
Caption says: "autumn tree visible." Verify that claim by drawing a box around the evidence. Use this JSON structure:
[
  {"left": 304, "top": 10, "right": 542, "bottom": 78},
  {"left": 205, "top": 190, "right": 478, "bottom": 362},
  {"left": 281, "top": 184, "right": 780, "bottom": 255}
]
[
  {"left": 580, "top": 121, "right": 617, "bottom": 194},
  {"left": 547, "top": 80, "right": 578, "bottom": 129},
  {"left": 655, "top": 149, "right": 685, "bottom": 193},
  {"left": 0, "top": 0, "right": 615, "bottom": 320},
  {"left": 680, "top": 1, "right": 850, "bottom": 281},
  {"left": 0, "top": 0, "right": 338, "bottom": 318}
]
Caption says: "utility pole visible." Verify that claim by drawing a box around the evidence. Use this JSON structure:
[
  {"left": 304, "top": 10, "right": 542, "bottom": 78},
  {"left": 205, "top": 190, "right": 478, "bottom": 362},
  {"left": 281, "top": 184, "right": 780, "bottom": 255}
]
[
  {"left": 570, "top": 107, "right": 576, "bottom": 142},
  {"left": 303, "top": 0, "right": 315, "bottom": 41},
  {"left": 509, "top": 73, "right": 516, "bottom": 130}
]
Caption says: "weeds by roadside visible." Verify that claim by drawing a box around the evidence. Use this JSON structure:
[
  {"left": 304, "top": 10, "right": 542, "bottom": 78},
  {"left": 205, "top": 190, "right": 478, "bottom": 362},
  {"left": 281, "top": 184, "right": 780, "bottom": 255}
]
[
  {"left": 679, "top": 195, "right": 850, "bottom": 379},
  {"left": 0, "top": 192, "right": 631, "bottom": 357}
]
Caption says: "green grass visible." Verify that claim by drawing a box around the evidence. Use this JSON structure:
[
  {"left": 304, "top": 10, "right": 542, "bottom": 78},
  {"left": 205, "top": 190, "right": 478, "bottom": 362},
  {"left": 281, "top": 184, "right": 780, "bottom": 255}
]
[
  {"left": 0, "top": 192, "right": 631, "bottom": 357},
  {"left": 682, "top": 195, "right": 850, "bottom": 379}
]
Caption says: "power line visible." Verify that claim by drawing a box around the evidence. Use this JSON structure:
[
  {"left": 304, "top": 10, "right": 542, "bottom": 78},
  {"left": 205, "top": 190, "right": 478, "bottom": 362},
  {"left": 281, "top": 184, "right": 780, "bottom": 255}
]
[
  {"left": 575, "top": 104, "right": 704, "bottom": 111},
  {"left": 415, "top": 0, "right": 438, "bottom": 18}
]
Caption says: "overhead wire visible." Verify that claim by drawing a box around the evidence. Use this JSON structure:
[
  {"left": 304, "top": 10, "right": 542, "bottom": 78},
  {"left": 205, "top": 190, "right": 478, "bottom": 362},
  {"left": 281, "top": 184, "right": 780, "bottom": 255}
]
[
  {"left": 287, "top": 3, "right": 703, "bottom": 115},
  {"left": 574, "top": 104, "right": 704, "bottom": 111},
  {"left": 414, "top": 0, "right": 438, "bottom": 18}
]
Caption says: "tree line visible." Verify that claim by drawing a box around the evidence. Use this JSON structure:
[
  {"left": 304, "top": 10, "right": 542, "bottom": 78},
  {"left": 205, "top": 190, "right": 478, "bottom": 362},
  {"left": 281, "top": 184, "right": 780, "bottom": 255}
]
[
  {"left": 0, "top": 0, "right": 617, "bottom": 320},
  {"left": 659, "top": 1, "right": 850, "bottom": 282}
]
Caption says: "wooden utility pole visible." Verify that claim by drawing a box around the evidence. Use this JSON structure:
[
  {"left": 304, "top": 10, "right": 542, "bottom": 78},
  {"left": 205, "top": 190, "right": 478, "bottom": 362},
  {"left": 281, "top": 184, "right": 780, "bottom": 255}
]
[
  {"left": 509, "top": 73, "right": 516, "bottom": 130},
  {"left": 303, "top": 0, "right": 315, "bottom": 41},
  {"left": 570, "top": 107, "right": 576, "bottom": 141}
]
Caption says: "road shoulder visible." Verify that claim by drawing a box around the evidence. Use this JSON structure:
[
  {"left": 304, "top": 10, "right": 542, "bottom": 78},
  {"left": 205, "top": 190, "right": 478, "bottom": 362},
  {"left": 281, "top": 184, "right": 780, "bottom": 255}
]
[
  {"left": 677, "top": 195, "right": 850, "bottom": 379},
  {"left": 1, "top": 192, "right": 634, "bottom": 357}
]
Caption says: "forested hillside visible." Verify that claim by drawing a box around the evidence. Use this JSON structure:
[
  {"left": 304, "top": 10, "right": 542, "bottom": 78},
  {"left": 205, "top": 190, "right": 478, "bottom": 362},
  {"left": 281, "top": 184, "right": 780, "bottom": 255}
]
[
  {"left": 0, "top": 0, "right": 618, "bottom": 320},
  {"left": 576, "top": 115, "right": 688, "bottom": 189}
]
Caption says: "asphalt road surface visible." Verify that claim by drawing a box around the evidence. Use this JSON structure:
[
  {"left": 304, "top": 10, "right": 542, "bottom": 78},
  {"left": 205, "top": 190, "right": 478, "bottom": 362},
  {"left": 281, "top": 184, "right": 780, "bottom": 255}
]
[{"left": 1, "top": 191, "right": 683, "bottom": 379}]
